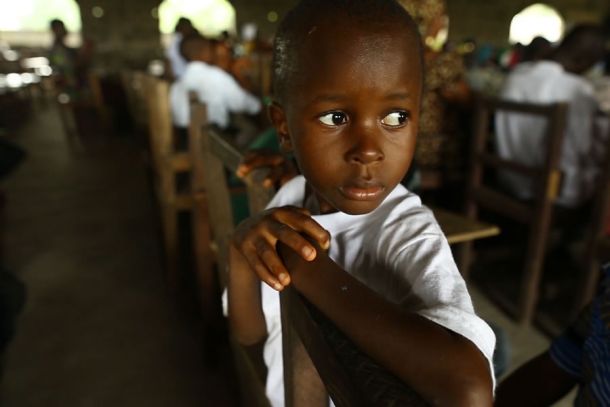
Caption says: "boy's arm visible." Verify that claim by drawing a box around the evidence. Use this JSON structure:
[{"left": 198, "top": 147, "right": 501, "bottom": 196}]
[
  {"left": 228, "top": 244, "right": 267, "bottom": 345},
  {"left": 495, "top": 351, "right": 577, "bottom": 406},
  {"left": 228, "top": 206, "right": 330, "bottom": 346},
  {"left": 280, "top": 242, "right": 493, "bottom": 407}
]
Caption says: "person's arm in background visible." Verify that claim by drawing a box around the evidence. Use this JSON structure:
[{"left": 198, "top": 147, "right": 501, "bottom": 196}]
[
  {"left": 497, "top": 302, "right": 592, "bottom": 406},
  {"left": 495, "top": 351, "right": 577, "bottom": 406}
]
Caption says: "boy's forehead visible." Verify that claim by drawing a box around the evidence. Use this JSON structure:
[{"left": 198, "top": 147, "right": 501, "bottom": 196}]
[
  {"left": 296, "top": 18, "right": 418, "bottom": 59},
  {"left": 293, "top": 20, "right": 421, "bottom": 77}
]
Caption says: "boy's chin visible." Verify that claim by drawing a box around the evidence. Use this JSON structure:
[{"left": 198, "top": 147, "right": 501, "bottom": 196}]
[{"left": 328, "top": 199, "right": 384, "bottom": 216}]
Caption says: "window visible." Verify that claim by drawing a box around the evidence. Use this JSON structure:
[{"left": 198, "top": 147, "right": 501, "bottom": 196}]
[
  {"left": 158, "top": 0, "right": 236, "bottom": 37},
  {"left": 0, "top": 0, "right": 81, "bottom": 47},
  {"left": 509, "top": 3, "right": 564, "bottom": 45}
]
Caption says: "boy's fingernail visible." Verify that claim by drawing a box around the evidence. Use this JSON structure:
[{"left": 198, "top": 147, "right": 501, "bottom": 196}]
[
  {"left": 273, "top": 282, "right": 283, "bottom": 291},
  {"left": 322, "top": 239, "right": 330, "bottom": 250},
  {"left": 278, "top": 273, "right": 287, "bottom": 282},
  {"left": 302, "top": 246, "right": 315, "bottom": 260}
]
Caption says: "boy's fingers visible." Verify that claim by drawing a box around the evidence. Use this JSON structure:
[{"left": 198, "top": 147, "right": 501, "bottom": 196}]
[
  {"left": 256, "top": 240, "right": 291, "bottom": 286},
  {"left": 242, "top": 245, "right": 283, "bottom": 291},
  {"left": 276, "top": 210, "right": 330, "bottom": 250},
  {"left": 237, "top": 154, "right": 285, "bottom": 178},
  {"left": 264, "top": 165, "right": 286, "bottom": 188},
  {"left": 271, "top": 222, "right": 317, "bottom": 261}
]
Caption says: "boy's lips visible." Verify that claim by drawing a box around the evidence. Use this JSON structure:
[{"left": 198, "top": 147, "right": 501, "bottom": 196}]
[{"left": 339, "top": 182, "right": 385, "bottom": 201}]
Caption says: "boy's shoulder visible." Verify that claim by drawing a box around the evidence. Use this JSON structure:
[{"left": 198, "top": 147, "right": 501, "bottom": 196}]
[{"left": 369, "top": 184, "right": 444, "bottom": 241}]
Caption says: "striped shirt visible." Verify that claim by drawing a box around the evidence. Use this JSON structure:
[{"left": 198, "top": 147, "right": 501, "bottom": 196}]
[{"left": 550, "top": 263, "right": 610, "bottom": 406}]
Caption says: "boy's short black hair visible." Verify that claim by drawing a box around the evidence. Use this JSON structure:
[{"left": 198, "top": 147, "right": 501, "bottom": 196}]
[{"left": 271, "top": 0, "right": 423, "bottom": 102}]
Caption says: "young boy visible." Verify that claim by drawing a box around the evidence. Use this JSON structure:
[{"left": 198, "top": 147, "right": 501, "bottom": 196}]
[{"left": 227, "top": 1, "right": 495, "bottom": 405}]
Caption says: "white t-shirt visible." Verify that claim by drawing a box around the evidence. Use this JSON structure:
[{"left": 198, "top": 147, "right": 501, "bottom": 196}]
[
  {"left": 165, "top": 34, "right": 187, "bottom": 79},
  {"left": 169, "top": 61, "right": 262, "bottom": 128},
  {"left": 257, "top": 176, "right": 496, "bottom": 406},
  {"left": 495, "top": 61, "right": 608, "bottom": 207}
]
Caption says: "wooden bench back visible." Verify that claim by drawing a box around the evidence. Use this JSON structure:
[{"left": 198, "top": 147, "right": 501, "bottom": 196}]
[
  {"left": 142, "top": 76, "right": 174, "bottom": 176},
  {"left": 462, "top": 96, "right": 568, "bottom": 324}
]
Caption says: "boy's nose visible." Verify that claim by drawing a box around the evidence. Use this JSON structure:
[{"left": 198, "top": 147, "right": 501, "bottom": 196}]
[{"left": 345, "top": 135, "right": 385, "bottom": 165}]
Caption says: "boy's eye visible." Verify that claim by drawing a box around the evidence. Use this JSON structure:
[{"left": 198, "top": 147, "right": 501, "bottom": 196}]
[
  {"left": 318, "top": 112, "right": 348, "bottom": 126},
  {"left": 381, "top": 111, "right": 409, "bottom": 127}
]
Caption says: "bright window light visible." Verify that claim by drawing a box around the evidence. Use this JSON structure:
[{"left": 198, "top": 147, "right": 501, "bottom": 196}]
[
  {"left": 158, "top": 0, "right": 236, "bottom": 36},
  {"left": 0, "top": 0, "right": 81, "bottom": 32},
  {"left": 509, "top": 3, "right": 564, "bottom": 45}
]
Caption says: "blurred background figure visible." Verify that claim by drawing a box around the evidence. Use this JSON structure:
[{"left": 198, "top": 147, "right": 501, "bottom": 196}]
[
  {"left": 398, "top": 0, "right": 472, "bottom": 192},
  {"left": 522, "top": 36, "right": 553, "bottom": 63},
  {"left": 165, "top": 17, "right": 196, "bottom": 80},
  {"left": 496, "top": 24, "right": 608, "bottom": 209},
  {"left": 48, "top": 18, "right": 91, "bottom": 96}
]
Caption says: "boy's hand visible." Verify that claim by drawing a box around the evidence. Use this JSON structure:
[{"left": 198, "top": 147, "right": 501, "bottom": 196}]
[
  {"left": 232, "top": 206, "right": 330, "bottom": 291},
  {"left": 236, "top": 150, "right": 298, "bottom": 188}
]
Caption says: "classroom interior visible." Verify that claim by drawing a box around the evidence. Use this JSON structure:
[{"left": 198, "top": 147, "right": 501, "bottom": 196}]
[{"left": 1, "top": 0, "right": 609, "bottom": 405}]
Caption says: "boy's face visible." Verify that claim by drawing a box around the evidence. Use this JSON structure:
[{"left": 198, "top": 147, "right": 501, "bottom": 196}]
[{"left": 271, "top": 21, "right": 422, "bottom": 215}]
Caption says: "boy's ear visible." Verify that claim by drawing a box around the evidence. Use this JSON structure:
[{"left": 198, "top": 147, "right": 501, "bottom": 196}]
[{"left": 267, "top": 102, "right": 293, "bottom": 152}]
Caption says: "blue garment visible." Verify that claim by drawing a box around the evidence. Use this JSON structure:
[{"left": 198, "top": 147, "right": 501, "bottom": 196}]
[{"left": 550, "top": 263, "right": 610, "bottom": 406}]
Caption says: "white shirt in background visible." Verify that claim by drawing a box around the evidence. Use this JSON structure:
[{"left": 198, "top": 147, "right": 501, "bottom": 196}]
[
  {"left": 169, "top": 61, "right": 261, "bottom": 128},
  {"left": 255, "top": 176, "right": 496, "bottom": 406},
  {"left": 495, "top": 61, "right": 608, "bottom": 207},
  {"left": 166, "top": 33, "right": 187, "bottom": 79}
]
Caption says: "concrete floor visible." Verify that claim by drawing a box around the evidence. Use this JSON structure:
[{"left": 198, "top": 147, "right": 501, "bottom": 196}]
[
  {"left": 0, "top": 104, "right": 574, "bottom": 406},
  {"left": 0, "top": 105, "right": 230, "bottom": 406}
]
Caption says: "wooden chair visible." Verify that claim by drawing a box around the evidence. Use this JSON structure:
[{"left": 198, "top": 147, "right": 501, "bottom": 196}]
[
  {"left": 570, "top": 118, "right": 610, "bottom": 319},
  {"left": 192, "top": 101, "right": 428, "bottom": 406},
  {"left": 459, "top": 97, "right": 568, "bottom": 325},
  {"left": 142, "top": 76, "right": 209, "bottom": 291}
]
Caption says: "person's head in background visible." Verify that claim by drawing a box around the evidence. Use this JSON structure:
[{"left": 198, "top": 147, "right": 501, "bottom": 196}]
[
  {"left": 269, "top": 0, "right": 424, "bottom": 215},
  {"left": 174, "top": 17, "right": 195, "bottom": 37},
  {"left": 210, "top": 38, "right": 232, "bottom": 72},
  {"left": 522, "top": 36, "right": 552, "bottom": 62},
  {"left": 180, "top": 34, "right": 214, "bottom": 65},
  {"left": 552, "top": 24, "right": 606, "bottom": 75},
  {"left": 50, "top": 19, "right": 67, "bottom": 45}
]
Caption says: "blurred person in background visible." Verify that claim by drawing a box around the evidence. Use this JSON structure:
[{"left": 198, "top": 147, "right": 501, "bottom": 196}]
[
  {"left": 169, "top": 34, "right": 261, "bottom": 142},
  {"left": 48, "top": 19, "right": 92, "bottom": 97},
  {"left": 165, "top": 17, "right": 197, "bottom": 80},
  {"left": 496, "top": 24, "right": 608, "bottom": 210},
  {"left": 522, "top": 36, "right": 553, "bottom": 63},
  {"left": 398, "top": 0, "right": 472, "bottom": 189}
]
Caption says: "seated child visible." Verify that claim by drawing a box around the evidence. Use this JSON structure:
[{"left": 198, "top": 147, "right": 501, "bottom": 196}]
[
  {"left": 495, "top": 263, "right": 610, "bottom": 406},
  {"left": 227, "top": 1, "right": 496, "bottom": 405},
  {"left": 169, "top": 34, "right": 262, "bottom": 130}
]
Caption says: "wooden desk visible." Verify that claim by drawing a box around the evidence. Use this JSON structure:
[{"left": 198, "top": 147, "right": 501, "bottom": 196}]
[{"left": 432, "top": 207, "right": 500, "bottom": 245}]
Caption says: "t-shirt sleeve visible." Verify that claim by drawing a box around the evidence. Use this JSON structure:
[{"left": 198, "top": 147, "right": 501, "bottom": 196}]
[{"left": 384, "top": 216, "right": 496, "bottom": 384}]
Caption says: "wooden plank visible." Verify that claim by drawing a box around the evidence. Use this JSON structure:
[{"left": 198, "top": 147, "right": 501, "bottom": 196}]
[
  {"left": 432, "top": 207, "right": 500, "bottom": 245},
  {"left": 165, "top": 152, "right": 192, "bottom": 172},
  {"left": 478, "top": 152, "right": 537, "bottom": 177},
  {"left": 474, "top": 186, "right": 533, "bottom": 224}
]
